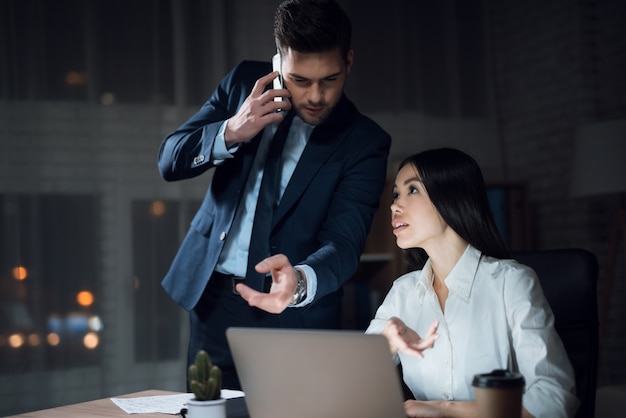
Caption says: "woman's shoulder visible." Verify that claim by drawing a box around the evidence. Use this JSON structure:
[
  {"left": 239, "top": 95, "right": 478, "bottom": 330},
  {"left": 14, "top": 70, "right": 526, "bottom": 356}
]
[
  {"left": 391, "top": 270, "right": 424, "bottom": 289},
  {"left": 479, "top": 255, "right": 541, "bottom": 297},
  {"left": 481, "top": 254, "right": 537, "bottom": 278}
]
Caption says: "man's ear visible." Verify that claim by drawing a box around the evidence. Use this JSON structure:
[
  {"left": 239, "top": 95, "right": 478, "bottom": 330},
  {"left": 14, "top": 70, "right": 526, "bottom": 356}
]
[{"left": 346, "top": 49, "right": 354, "bottom": 74}]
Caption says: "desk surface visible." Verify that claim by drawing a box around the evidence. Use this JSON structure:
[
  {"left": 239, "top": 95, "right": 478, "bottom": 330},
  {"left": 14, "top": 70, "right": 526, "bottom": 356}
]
[{"left": 7, "top": 390, "right": 250, "bottom": 418}]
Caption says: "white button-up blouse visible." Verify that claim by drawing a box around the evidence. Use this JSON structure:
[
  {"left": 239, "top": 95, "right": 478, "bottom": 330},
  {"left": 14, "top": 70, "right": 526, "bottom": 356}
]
[{"left": 366, "top": 245, "right": 579, "bottom": 418}]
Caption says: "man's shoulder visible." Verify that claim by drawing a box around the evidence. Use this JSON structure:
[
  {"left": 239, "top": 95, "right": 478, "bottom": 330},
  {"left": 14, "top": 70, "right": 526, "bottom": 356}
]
[
  {"left": 349, "top": 110, "right": 391, "bottom": 145},
  {"left": 228, "top": 60, "right": 272, "bottom": 79},
  {"left": 332, "top": 96, "right": 391, "bottom": 143},
  {"left": 355, "top": 112, "right": 389, "bottom": 135},
  {"left": 236, "top": 59, "right": 272, "bottom": 70},
  {"left": 217, "top": 60, "right": 272, "bottom": 99}
]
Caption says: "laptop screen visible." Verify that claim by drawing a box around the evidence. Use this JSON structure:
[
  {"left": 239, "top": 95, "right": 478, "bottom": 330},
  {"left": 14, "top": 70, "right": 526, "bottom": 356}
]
[{"left": 226, "top": 327, "right": 406, "bottom": 418}]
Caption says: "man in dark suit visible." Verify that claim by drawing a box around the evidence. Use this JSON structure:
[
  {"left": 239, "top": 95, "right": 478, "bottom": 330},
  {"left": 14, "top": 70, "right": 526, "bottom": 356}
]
[{"left": 158, "top": 0, "right": 391, "bottom": 389}]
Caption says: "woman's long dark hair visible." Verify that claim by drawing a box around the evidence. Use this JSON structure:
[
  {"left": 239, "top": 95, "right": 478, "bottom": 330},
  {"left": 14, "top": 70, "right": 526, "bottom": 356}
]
[{"left": 398, "top": 148, "right": 510, "bottom": 270}]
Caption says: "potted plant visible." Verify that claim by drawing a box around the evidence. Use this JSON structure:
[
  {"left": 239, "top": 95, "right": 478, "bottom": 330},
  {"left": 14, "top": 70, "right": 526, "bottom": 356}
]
[{"left": 185, "top": 350, "right": 226, "bottom": 418}]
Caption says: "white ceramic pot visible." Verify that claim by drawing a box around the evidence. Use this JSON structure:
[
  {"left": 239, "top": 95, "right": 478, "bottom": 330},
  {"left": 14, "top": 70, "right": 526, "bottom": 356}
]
[{"left": 185, "top": 398, "right": 227, "bottom": 418}]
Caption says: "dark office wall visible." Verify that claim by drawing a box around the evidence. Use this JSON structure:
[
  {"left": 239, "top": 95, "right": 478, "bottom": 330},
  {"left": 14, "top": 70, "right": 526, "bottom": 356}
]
[{"left": 487, "top": 0, "right": 626, "bottom": 384}]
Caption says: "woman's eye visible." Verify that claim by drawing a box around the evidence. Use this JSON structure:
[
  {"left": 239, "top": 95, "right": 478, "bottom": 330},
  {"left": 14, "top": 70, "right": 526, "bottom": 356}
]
[
  {"left": 391, "top": 192, "right": 399, "bottom": 202},
  {"left": 409, "top": 186, "right": 418, "bottom": 194}
]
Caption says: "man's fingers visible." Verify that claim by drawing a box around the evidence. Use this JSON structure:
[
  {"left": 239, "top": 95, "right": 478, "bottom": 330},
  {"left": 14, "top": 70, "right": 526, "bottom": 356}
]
[
  {"left": 235, "top": 279, "right": 290, "bottom": 314},
  {"left": 256, "top": 254, "right": 290, "bottom": 274},
  {"left": 235, "top": 284, "right": 271, "bottom": 309},
  {"left": 235, "top": 283, "right": 261, "bottom": 302},
  {"left": 251, "top": 72, "right": 292, "bottom": 110},
  {"left": 251, "top": 71, "right": 281, "bottom": 95}
]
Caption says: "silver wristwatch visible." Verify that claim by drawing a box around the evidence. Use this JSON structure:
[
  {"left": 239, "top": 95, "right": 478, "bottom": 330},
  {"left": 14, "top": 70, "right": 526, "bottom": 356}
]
[{"left": 290, "top": 268, "right": 307, "bottom": 306}]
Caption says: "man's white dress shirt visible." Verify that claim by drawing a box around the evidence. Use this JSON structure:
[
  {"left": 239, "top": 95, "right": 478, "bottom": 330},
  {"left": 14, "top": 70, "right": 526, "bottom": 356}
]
[{"left": 211, "top": 114, "right": 317, "bottom": 305}]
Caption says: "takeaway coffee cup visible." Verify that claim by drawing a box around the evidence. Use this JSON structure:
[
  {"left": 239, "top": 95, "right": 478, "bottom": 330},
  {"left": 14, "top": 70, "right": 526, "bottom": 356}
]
[{"left": 472, "top": 369, "right": 525, "bottom": 418}]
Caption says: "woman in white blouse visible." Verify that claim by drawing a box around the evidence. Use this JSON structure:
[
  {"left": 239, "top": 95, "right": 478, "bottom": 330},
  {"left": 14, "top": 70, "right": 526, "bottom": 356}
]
[{"left": 366, "top": 148, "right": 579, "bottom": 418}]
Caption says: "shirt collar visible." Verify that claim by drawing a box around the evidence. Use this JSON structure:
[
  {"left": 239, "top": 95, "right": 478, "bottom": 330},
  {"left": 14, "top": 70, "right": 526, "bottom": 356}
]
[
  {"left": 445, "top": 245, "right": 482, "bottom": 300},
  {"left": 416, "top": 245, "right": 483, "bottom": 301},
  {"left": 292, "top": 114, "right": 315, "bottom": 139}
]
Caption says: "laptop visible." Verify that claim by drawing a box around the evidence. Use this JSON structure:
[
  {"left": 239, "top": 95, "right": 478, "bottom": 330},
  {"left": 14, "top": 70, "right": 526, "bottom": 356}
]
[{"left": 226, "top": 327, "right": 406, "bottom": 418}]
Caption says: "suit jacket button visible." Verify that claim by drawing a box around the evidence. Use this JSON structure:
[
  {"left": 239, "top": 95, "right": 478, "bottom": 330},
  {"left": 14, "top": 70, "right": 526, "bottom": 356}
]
[
  {"left": 219, "top": 231, "right": 226, "bottom": 241},
  {"left": 193, "top": 155, "right": 205, "bottom": 165}
]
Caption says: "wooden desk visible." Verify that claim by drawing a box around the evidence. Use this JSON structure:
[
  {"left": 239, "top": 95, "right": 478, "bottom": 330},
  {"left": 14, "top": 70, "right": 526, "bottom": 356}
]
[{"left": 7, "top": 390, "right": 250, "bottom": 418}]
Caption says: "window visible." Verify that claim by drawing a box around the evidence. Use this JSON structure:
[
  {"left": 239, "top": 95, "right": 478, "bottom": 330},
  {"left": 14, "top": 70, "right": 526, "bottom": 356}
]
[
  {"left": 0, "top": 0, "right": 175, "bottom": 104},
  {"left": 0, "top": 194, "right": 100, "bottom": 372},
  {"left": 132, "top": 199, "right": 200, "bottom": 362}
]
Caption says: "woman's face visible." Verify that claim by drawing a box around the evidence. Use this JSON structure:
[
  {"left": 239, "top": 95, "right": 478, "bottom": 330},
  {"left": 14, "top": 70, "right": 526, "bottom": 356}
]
[{"left": 390, "top": 163, "right": 447, "bottom": 250}]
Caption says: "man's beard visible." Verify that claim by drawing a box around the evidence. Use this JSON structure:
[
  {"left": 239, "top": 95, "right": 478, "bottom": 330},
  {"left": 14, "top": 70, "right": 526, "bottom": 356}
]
[{"left": 294, "top": 101, "right": 334, "bottom": 126}]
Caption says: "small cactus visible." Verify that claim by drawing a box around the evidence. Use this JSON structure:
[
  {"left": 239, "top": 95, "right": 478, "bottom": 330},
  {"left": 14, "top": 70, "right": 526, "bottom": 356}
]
[{"left": 188, "top": 350, "right": 222, "bottom": 401}]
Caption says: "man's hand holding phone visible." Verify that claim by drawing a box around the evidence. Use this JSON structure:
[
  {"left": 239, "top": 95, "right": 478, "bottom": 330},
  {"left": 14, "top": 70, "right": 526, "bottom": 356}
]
[{"left": 224, "top": 60, "right": 291, "bottom": 148}]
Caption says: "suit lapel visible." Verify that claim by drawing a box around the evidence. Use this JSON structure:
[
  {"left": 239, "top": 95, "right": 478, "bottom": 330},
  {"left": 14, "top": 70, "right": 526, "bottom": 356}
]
[{"left": 272, "top": 96, "right": 357, "bottom": 226}]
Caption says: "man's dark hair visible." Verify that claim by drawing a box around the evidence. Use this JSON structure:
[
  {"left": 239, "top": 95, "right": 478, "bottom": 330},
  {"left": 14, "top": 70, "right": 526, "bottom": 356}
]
[{"left": 274, "top": 0, "right": 352, "bottom": 60}]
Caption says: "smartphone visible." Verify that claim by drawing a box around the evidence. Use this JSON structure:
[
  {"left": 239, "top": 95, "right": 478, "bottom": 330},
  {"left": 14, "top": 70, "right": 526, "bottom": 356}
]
[{"left": 272, "top": 53, "right": 283, "bottom": 102}]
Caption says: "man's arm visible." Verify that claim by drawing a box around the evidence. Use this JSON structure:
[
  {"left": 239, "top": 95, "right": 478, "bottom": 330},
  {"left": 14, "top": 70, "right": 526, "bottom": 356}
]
[
  {"left": 238, "top": 114, "right": 391, "bottom": 314},
  {"left": 157, "top": 62, "right": 288, "bottom": 182},
  {"left": 302, "top": 117, "right": 391, "bottom": 300}
]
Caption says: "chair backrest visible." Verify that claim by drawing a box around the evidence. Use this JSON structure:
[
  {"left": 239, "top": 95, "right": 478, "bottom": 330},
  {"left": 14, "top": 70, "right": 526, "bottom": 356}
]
[{"left": 512, "top": 248, "right": 599, "bottom": 418}]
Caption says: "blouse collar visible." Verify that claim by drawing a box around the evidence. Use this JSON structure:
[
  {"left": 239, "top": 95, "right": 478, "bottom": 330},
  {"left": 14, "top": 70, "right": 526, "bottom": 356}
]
[{"left": 415, "top": 245, "right": 483, "bottom": 302}]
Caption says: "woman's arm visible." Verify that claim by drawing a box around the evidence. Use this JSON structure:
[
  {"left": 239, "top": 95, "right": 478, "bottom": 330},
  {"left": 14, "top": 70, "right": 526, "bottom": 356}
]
[
  {"left": 504, "top": 264, "right": 579, "bottom": 418},
  {"left": 404, "top": 399, "right": 535, "bottom": 418}
]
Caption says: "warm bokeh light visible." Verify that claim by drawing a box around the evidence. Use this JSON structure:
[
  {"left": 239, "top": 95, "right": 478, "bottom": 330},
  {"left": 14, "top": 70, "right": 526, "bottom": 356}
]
[
  {"left": 65, "top": 71, "right": 88, "bottom": 86},
  {"left": 9, "top": 333, "right": 25, "bottom": 348},
  {"left": 28, "top": 333, "right": 41, "bottom": 347},
  {"left": 12, "top": 265, "right": 28, "bottom": 281},
  {"left": 47, "top": 333, "right": 60, "bottom": 346},
  {"left": 134, "top": 275, "right": 140, "bottom": 290},
  {"left": 150, "top": 200, "right": 166, "bottom": 217},
  {"left": 77, "top": 291, "right": 94, "bottom": 307},
  {"left": 83, "top": 332, "right": 99, "bottom": 349}
]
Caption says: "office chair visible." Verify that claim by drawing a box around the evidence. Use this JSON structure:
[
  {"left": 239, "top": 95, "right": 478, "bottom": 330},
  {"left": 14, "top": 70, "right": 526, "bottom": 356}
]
[{"left": 513, "top": 248, "right": 599, "bottom": 418}]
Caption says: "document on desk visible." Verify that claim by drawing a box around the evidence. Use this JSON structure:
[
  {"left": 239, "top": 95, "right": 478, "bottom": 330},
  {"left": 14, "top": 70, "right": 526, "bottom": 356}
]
[{"left": 111, "top": 390, "right": 244, "bottom": 414}]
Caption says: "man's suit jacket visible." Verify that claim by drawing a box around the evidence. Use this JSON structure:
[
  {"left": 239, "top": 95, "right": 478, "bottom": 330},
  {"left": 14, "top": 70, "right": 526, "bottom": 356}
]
[{"left": 158, "top": 60, "right": 391, "bottom": 328}]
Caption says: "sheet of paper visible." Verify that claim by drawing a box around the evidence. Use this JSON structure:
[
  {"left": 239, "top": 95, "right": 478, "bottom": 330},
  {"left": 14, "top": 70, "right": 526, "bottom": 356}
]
[{"left": 111, "top": 390, "right": 245, "bottom": 414}]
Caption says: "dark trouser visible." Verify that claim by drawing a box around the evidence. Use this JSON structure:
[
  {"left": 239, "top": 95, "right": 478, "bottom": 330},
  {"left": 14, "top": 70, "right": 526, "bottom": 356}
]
[{"left": 188, "top": 273, "right": 280, "bottom": 390}]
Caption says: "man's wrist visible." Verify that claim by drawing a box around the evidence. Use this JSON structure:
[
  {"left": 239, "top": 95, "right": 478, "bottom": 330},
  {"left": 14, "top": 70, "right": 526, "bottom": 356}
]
[{"left": 290, "top": 268, "right": 307, "bottom": 306}]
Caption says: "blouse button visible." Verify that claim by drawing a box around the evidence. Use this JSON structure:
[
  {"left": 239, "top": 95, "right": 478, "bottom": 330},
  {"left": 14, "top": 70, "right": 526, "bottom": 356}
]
[{"left": 219, "top": 231, "right": 226, "bottom": 241}]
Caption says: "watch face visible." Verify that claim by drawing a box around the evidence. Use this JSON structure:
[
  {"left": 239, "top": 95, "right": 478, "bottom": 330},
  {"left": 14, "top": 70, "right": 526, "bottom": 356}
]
[{"left": 291, "top": 269, "right": 306, "bottom": 305}]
